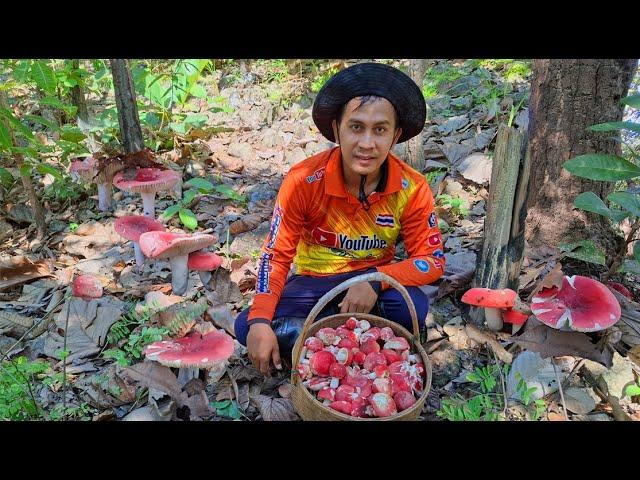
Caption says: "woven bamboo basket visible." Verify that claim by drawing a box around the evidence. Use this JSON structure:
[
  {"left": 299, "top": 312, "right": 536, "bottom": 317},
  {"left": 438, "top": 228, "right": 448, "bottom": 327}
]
[{"left": 290, "top": 272, "right": 432, "bottom": 421}]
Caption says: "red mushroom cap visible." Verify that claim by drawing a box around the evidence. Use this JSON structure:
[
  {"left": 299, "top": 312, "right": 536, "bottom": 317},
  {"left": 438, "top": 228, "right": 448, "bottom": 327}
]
[
  {"left": 72, "top": 274, "right": 103, "bottom": 299},
  {"left": 143, "top": 330, "right": 234, "bottom": 368},
  {"left": 187, "top": 251, "right": 223, "bottom": 272},
  {"left": 531, "top": 275, "right": 621, "bottom": 332},
  {"left": 607, "top": 281, "right": 633, "bottom": 300},
  {"left": 114, "top": 215, "right": 166, "bottom": 242},
  {"left": 461, "top": 287, "right": 517, "bottom": 308},
  {"left": 139, "top": 231, "right": 216, "bottom": 259},
  {"left": 502, "top": 308, "right": 529, "bottom": 325},
  {"left": 113, "top": 168, "right": 181, "bottom": 195}
]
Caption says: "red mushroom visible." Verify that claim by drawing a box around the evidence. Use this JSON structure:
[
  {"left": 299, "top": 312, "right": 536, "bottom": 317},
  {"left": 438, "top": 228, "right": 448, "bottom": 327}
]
[
  {"left": 139, "top": 231, "right": 216, "bottom": 296},
  {"left": 143, "top": 329, "right": 235, "bottom": 384},
  {"left": 393, "top": 391, "right": 416, "bottom": 412},
  {"left": 607, "top": 281, "right": 633, "bottom": 300},
  {"left": 113, "top": 168, "right": 181, "bottom": 218},
  {"left": 530, "top": 275, "right": 621, "bottom": 332},
  {"left": 72, "top": 274, "right": 103, "bottom": 300},
  {"left": 70, "top": 156, "right": 123, "bottom": 212},
  {"left": 309, "top": 350, "right": 336, "bottom": 377},
  {"left": 187, "top": 251, "right": 223, "bottom": 289},
  {"left": 114, "top": 215, "right": 165, "bottom": 270},
  {"left": 461, "top": 287, "right": 518, "bottom": 331},
  {"left": 370, "top": 392, "right": 397, "bottom": 417},
  {"left": 502, "top": 308, "right": 529, "bottom": 325}
]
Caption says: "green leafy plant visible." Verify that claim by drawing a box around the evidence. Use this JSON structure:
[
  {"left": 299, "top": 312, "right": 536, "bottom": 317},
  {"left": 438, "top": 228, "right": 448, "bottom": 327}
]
[
  {"left": 562, "top": 93, "right": 640, "bottom": 276},
  {"left": 437, "top": 193, "right": 469, "bottom": 218},
  {"left": 210, "top": 399, "right": 242, "bottom": 419},
  {"left": 0, "top": 357, "right": 50, "bottom": 420},
  {"left": 311, "top": 66, "right": 338, "bottom": 93},
  {"left": 103, "top": 302, "right": 169, "bottom": 367}
]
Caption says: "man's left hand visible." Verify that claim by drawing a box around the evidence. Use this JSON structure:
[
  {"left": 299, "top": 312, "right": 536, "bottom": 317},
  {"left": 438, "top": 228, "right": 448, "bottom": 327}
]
[{"left": 338, "top": 282, "right": 378, "bottom": 314}]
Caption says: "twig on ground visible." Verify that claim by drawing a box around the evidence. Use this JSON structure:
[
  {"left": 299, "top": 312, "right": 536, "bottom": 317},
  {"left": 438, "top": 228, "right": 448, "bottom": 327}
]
[
  {"left": 491, "top": 348, "right": 509, "bottom": 417},
  {"left": 552, "top": 358, "right": 569, "bottom": 421}
]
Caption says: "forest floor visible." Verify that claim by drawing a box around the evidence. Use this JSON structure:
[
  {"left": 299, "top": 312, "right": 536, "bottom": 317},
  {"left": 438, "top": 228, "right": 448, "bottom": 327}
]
[{"left": 1, "top": 59, "right": 639, "bottom": 421}]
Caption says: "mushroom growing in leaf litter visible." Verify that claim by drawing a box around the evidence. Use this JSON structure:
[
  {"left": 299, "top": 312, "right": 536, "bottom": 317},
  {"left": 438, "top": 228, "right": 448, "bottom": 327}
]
[
  {"left": 70, "top": 156, "right": 122, "bottom": 212},
  {"left": 187, "top": 251, "right": 223, "bottom": 290},
  {"left": 72, "top": 274, "right": 103, "bottom": 300},
  {"left": 114, "top": 215, "right": 165, "bottom": 271},
  {"left": 461, "top": 287, "right": 517, "bottom": 331},
  {"left": 530, "top": 275, "right": 621, "bottom": 332},
  {"left": 113, "top": 168, "right": 181, "bottom": 218},
  {"left": 144, "top": 329, "right": 235, "bottom": 385},
  {"left": 139, "top": 231, "right": 216, "bottom": 296}
]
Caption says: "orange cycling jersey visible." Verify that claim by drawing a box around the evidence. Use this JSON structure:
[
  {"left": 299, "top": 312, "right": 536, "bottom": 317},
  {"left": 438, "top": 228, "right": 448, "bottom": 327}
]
[{"left": 248, "top": 146, "right": 446, "bottom": 323}]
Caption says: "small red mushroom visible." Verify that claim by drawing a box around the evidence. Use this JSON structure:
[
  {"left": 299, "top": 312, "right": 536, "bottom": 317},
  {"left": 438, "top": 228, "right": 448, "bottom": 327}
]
[
  {"left": 393, "top": 391, "right": 416, "bottom": 411},
  {"left": 461, "top": 287, "right": 517, "bottom": 331},
  {"left": 317, "top": 387, "right": 336, "bottom": 402},
  {"left": 373, "top": 364, "right": 389, "bottom": 378},
  {"left": 113, "top": 167, "right": 181, "bottom": 218},
  {"left": 305, "top": 377, "right": 331, "bottom": 391},
  {"left": 361, "top": 338, "right": 381, "bottom": 355},
  {"left": 309, "top": 350, "right": 336, "bottom": 377},
  {"left": 329, "top": 400, "right": 352, "bottom": 415},
  {"left": 187, "top": 251, "right": 223, "bottom": 290},
  {"left": 358, "top": 319, "right": 371, "bottom": 331},
  {"left": 370, "top": 393, "right": 397, "bottom": 417},
  {"left": 337, "top": 338, "right": 358, "bottom": 350},
  {"left": 381, "top": 349, "right": 402, "bottom": 364},
  {"left": 114, "top": 215, "right": 165, "bottom": 271},
  {"left": 379, "top": 327, "right": 395, "bottom": 341},
  {"left": 335, "top": 384, "right": 357, "bottom": 402},
  {"left": 345, "top": 317, "right": 358, "bottom": 330},
  {"left": 361, "top": 327, "right": 381, "bottom": 342},
  {"left": 502, "top": 308, "right": 529, "bottom": 325},
  {"left": 72, "top": 274, "right": 103, "bottom": 300},
  {"left": 304, "top": 336, "right": 324, "bottom": 352},
  {"left": 316, "top": 327, "right": 338, "bottom": 346},
  {"left": 352, "top": 349, "right": 366, "bottom": 366},
  {"left": 363, "top": 352, "right": 387, "bottom": 371},
  {"left": 373, "top": 377, "right": 392, "bottom": 396},
  {"left": 334, "top": 347, "right": 353, "bottom": 366},
  {"left": 383, "top": 336, "right": 410, "bottom": 351},
  {"left": 607, "top": 281, "right": 633, "bottom": 300}
]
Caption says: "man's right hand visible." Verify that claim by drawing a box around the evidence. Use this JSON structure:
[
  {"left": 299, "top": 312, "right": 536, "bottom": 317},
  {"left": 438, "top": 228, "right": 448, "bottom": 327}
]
[{"left": 246, "top": 322, "right": 282, "bottom": 376}]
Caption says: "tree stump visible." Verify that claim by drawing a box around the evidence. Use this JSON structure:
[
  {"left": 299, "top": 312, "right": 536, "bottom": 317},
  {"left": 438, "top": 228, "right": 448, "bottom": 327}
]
[{"left": 470, "top": 124, "right": 531, "bottom": 329}]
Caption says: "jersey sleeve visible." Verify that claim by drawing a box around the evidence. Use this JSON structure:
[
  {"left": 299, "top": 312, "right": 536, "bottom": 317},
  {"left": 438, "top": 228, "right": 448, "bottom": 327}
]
[
  {"left": 247, "top": 172, "right": 306, "bottom": 322},
  {"left": 376, "top": 181, "right": 446, "bottom": 288}
]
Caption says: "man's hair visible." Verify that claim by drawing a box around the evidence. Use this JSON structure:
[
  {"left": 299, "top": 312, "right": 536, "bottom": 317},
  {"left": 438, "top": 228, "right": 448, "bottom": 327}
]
[{"left": 336, "top": 95, "right": 400, "bottom": 129}]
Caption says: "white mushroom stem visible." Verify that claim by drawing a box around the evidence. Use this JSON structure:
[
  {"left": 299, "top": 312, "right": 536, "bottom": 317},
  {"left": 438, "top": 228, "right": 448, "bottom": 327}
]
[
  {"left": 198, "top": 271, "right": 212, "bottom": 289},
  {"left": 169, "top": 254, "right": 190, "bottom": 296},
  {"left": 177, "top": 367, "right": 200, "bottom": 387},
  {"left": 141, "top": 191, "right": 156, "bottom": 218},
  {"left": 133, "top": 242, "right": 145, "bottom": 271},
  {"left": 97, "top": 183, "right": 112, "bottom": 212},
  {"left": 484, "top": 307, "right": 504, "bottom": 331}
]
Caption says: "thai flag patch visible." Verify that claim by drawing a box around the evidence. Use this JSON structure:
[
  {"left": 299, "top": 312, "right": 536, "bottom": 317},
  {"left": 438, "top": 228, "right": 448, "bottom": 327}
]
[
  {"left": 376, "top": 213, "right": 395, "bottom": 227},
  {"left": 428, "top": 212, "right": 437, "bottom": 228}
]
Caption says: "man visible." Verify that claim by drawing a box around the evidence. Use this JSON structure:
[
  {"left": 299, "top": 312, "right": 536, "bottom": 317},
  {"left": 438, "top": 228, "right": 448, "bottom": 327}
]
[{"left": 234, "top": 62, "right": 445, "bottom": 375}]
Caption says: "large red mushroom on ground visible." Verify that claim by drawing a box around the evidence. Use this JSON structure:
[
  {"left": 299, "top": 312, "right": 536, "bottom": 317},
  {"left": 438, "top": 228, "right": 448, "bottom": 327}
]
[
  {"left": 139, "top": 231, "right": 216, "bottom": 295},
  {"left": 114, "top": 215, "right": 165, "bottom": 270},
  {"left": 143, "top": 329, "right": 235, "bottom": 384},
  {"left": 530, "top": 275, "right": 621, "bottom": 332},
  {"left": 187, "top": 251, "right": 223, "bottom": 290},
  {"left": 113, "top": 168, "right": 181, "bottom": 218}
]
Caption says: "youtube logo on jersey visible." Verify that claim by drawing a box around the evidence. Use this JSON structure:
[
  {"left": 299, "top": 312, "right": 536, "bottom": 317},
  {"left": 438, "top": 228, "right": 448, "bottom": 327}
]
[{"left": 312, "top": 227, "right": 338, "bottom": 248}]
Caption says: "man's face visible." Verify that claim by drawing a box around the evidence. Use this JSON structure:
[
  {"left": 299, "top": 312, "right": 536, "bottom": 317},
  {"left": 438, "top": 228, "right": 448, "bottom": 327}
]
[{"left": 332, "top": 97, "right": 402, "bottom": 179}]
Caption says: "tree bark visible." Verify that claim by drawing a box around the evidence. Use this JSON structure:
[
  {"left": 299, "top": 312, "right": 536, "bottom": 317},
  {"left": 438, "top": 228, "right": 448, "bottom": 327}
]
[
  {"left": 471, "top": 125, "right": 528, "bottom": 328},
  {"left": 525, "top": 59, "right": 637, "bottom": 255},
  {"left": 403, "top": 59, "right": 428, "bottom": 170},
  {"left": 70, "top": 59, "right": 89, "bottom": 122},
  {"left": 109, "top": 59, "right": 144, "bottom": 154},
  {"left": 0, "top": 92, "right": 47, "bottom": 240}
]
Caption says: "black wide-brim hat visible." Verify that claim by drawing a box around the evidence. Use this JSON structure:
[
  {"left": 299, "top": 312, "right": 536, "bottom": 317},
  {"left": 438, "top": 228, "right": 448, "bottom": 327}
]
[{"left": 312, "top": 62, "right": 427, "bottom": 144}]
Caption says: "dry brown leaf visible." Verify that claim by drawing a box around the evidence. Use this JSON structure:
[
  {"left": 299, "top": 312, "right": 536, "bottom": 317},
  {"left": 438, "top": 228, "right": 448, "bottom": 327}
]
[
  {"left": 229, "top": 214, "right": 263, "bottom": 236},
  {"left": 528, "top": 262, "right": 564, "bottom": 300},
  {"left": 547, "top": 412, "right": 567, "bottom": 421},
  {"left": 278, "top": 382, "right": 292, "bottom": 398},
  {"left": 206, "top": 268, "right": 243, "bottom": 304},
  {"left": 0, "top": 256, "right": 53, "bottom": 291},
  {"left": 628, "top": 345, "right": 640, "bottom": 367},
  {"left": 464, "top": 324, "right": 512, "bottom": 363},
  {"left": 215, "top": 151, "right": 244, "bottom": 173},
  {"left": 250, "top": 394, "right": 299, "bottom": 421},
  {"left": 513, "top": 324, "right": 611, "bottom": 367},
  {"left": 121, "top": 361, "right": 183, "bottom": 403}
]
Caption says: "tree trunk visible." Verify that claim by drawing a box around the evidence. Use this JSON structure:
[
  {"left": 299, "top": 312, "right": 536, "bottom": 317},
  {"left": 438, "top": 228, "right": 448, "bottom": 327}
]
[
  {"left": 70, "top": 59, "right": 89, "bottom": 122},
  {"left": 404, "top": 59, "right": 427, "bottom": 170},
  {"left": 109, "top": 59, "right": 144, "bottom": 154},
  {"left": 525, "top": 59, "right": 637, "bottom": 255},
  {"left": 0, "top": 93, "right": 47, "bottom": 240}
]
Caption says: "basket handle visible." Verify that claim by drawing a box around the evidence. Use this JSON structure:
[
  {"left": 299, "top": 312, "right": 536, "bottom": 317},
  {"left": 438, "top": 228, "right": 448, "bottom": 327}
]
[{"left": 299, "top": 272, "right": 420, "bottom": 348}]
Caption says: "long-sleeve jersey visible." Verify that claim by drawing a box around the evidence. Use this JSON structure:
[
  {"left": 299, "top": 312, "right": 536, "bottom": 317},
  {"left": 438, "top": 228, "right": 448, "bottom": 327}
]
[{"left": 248, "top": 146, "right": 446, "bottom": 323}]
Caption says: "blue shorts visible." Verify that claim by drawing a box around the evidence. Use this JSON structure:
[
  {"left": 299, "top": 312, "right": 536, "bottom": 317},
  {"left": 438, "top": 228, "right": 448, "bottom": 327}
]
[{"left": 234, "top": 268, "right": 429, "bottom": 356}]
